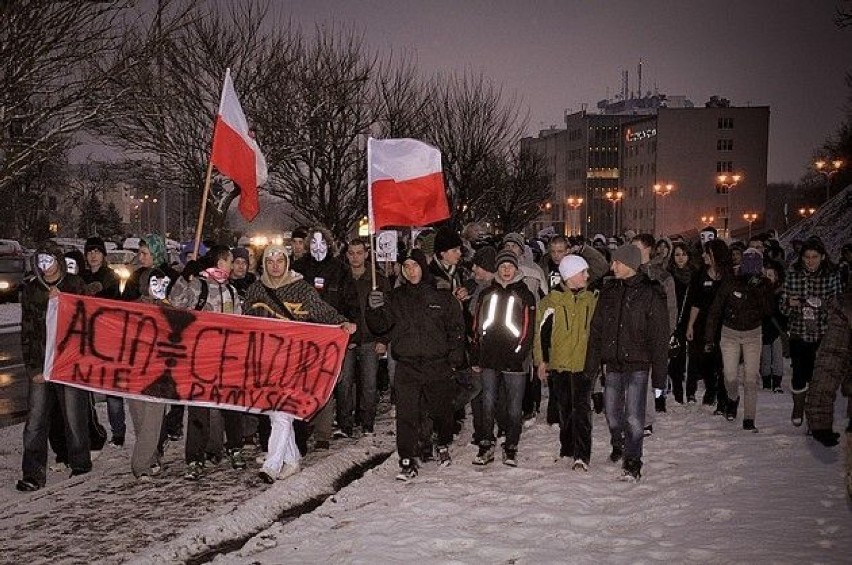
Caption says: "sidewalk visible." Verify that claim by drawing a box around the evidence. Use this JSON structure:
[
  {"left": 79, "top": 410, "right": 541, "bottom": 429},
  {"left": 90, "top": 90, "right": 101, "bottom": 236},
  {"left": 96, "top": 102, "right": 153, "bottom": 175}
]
[{"left": 0, "top": 400, "right": 396, "bottom": 564}]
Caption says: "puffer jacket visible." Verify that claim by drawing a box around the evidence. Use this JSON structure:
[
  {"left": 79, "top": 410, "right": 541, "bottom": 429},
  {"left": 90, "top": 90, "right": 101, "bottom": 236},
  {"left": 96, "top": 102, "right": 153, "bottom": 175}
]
[
  {"left": 534, "top": 287, "right": 598, "bottom": 372},
  {"left": 584, "top": 273, "right": 669, "bottom": 389},
  {"left": 471, "top": 275, "right": 536, "bottom": 372},
  {"left": 806, "top": 291, "right": 852, "bottom": 431},
  {"left": 705, "top": 274, "right": 774, "bottom": 341}
]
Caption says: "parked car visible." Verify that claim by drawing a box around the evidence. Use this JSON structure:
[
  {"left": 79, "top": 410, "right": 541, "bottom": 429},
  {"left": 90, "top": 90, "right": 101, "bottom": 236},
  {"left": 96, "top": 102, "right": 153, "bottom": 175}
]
[{"left": 0, "top": 241, "right": 26, "bottom": 303}]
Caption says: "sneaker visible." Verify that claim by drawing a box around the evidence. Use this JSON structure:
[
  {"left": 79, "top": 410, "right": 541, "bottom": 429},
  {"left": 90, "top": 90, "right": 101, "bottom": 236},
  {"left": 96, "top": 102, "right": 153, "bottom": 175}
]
[
  {"left": 502, "top": 447, "right": 518, "bottom": 467},
  {"left": 743, "top": 419, "right": 758, "bottom": 432},
  {"left": 206, "top": 452, "right": 223, "bottom": 466},
  {"left": 687, "top": 396, "right": 697, "bottom": 405},
  {"left": 258, "top": 470, "right": 275, "bottom": 484},
  {"left": 314, "top": 440, "right": 330, "bottom": 450},
  {"left": 167, "top": 432, "right": 183, "bottom": 441},
  {"left": 396, "top": 458, "right": 418, "bottom": 481},
  {"left": 15, "top": 478, "right": 41, "bottom": 492},
  {"left": 226, "top": 448, "right": 246, "bottom": 470},
  {"left": 49, "top": 461, "right": 69, "bottom": 472},
  {"left": 773, "top": 387, "right": 784, "bottom": 394},
  {"left": 620, "top": 458, "right": 642, "bottom": 482},
  {"left": 255, "top": 453, "right": 268, "bottom": 464},
  {"left": 332, "top": 428, "right": 351, "bottom": 439},
  {"left": 654, "top": 397, "right": 667, "bottom": 413},
  {"left": 609, "top": 446, "right": 623, "bottom": 463},
  {"left": 277, "top": 462, "right": 301, "bottom": 480},
  {"left": 110, "top": 436, "right": 125, "bottom": 447},
  {"left": 643, "top": 425, "right": 654, "bottom": 437},
  {"left": 150, "top": 462, "right": 162, "bottom": 476},
  {"left": 572, "top": 459, "right": 589, "bottom": 472},
  {"left": 421, "top": 445, "right": 434, "bottom": 463},
  {"left": 90, "top": 449, "right": 103, "bottom": 462},
  {"left": 69, "top": 468, "right": 90, "bottom": 478},
  {"left": 184, "top": 461, "right": 204, "bottom": 481},
  {"left": 437, "top": 446, "right": 452, "bottom": 467},
  {"left": 362, "top": 426, "right": 375, "bottom": 437},
  {"left": 472, "top": 444, "right": 495, "bottom": 466}
]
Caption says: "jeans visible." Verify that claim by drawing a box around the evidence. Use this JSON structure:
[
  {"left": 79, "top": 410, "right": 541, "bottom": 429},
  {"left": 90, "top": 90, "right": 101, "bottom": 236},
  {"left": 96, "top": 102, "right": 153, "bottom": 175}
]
[
  {"left": 478, "top": 369, "right": 527, "bottom": 449},
  {"left": 760, "top": 337, "right": 784, "bottom": 378},
  {"left": 127, "top": 399, "right": 165, "bottom": 477},
  {"left": 604, "top": 370, "right": 649, "bottom": 461},
  {"left": 22, "top": 382, "right": 91, "bottom": 485},
  {"left": 720, "top": 326, "right": 762, "bottom": 419},
  {"left": 337, "top": 342, "right": 381, "bottom": 431},
  {"left": 106, "top": 395, "right": 126, "bottom": 439},
  {"left": 550, "top": 371, "right": 593, "bottom": 462},
  {"left": 789, "top": 338, "right": 820, "bottom": 393}
]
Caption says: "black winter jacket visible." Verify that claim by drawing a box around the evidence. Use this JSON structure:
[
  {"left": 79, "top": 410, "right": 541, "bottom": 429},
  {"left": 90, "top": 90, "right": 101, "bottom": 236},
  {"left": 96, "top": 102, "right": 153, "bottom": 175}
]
[
  {"left": 292, "top": 255, "right": 347, "bottom": 313},
  {"left": 705, "top": 274, "right": 774, "bottom": 341},
  {"left": 366, "top": 279, "right": 465, "bottom": 368},
  {"left": 584, "top": 273, "right": 670, "bottom": 389},
  {"left": 471, "top": 277, "right": 536, "bottom": 372}
]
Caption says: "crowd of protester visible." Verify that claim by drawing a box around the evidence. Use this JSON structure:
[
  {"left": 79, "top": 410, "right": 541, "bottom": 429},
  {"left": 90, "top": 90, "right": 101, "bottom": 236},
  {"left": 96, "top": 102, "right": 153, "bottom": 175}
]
[{"left": 14, "top": 223, "right": 852, "bottom": 496}]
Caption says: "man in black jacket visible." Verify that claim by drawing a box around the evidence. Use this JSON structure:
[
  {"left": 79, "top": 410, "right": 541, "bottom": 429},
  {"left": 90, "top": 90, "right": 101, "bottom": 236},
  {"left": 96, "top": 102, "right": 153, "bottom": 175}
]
[
  {"left": 584, "top": 244, "right": 669, "bottom": 481},
  {"left": 81, "top": 236, "right": 120, "bottom": 299},
  {"left": 367, "top": 249, "right": 466, "bottom": 481}
]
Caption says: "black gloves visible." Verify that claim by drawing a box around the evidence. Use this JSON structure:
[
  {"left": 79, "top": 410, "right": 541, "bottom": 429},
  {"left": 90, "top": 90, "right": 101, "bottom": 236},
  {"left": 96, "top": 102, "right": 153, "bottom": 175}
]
[
  {"left": 368, "top": 290, "right": 385, "bottom": 309},
  {"left": 812, "top": 429, "right": 840, "bottom": 447}
]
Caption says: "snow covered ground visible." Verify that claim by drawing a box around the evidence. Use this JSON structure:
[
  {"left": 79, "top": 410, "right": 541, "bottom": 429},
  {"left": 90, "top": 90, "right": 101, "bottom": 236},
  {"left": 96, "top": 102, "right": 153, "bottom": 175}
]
[
  {"left": 0, "top": 303, "right": 21, "bottom": 332},
  {"left": 221, "top": 391, "right": 851, "bottom": 564}
]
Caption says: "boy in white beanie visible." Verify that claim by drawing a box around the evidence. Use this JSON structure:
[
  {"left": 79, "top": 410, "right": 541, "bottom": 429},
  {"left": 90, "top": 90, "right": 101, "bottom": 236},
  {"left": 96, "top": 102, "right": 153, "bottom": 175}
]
[{"left": 533, "top": 255, "right": 598, "bottom": 471}]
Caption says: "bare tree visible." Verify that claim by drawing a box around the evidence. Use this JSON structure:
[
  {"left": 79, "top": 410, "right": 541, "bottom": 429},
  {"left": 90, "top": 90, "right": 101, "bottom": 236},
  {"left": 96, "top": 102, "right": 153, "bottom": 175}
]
[
  {"left": 486, "top": 150, "right": 552, "bottom": 234},
  {"left": 428, "top": 72, "right": 527, "bottom": 229},
  {"left": 265, "top": 25, "right": 378, "bottom": 240},
  {"left": 372, "top": 53, "right": 433, "bottom": 141}
]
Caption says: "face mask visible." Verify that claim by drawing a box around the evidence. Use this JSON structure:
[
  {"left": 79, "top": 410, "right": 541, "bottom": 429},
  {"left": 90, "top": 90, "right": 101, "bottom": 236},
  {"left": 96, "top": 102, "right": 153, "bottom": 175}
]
[
  {"left": 37, "top": 254, "right": 56, "bottom": 273},
  {"left": 700, "top": 231, "right": 716, "bottom": 245},
  {"left": 310, "top": 233, "right": 328, "bottom": 261},
  {"left": 149, "top": 275, "right": 170, "bottom": 300},
  {"left": 64, "top": 257, "right": 79, "bottom": 275}
]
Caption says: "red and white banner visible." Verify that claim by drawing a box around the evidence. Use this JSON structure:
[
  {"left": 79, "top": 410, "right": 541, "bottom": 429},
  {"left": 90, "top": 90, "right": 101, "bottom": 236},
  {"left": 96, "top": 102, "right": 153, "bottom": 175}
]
[
  {"left": 367, "top": 137, "right": 450, "bottom": 232},
  {"left": 211, "top": 68, "right": 268, "bottom": 222},
  {"left": 43, "top": 294, "right": 348, "bottom": 420}
]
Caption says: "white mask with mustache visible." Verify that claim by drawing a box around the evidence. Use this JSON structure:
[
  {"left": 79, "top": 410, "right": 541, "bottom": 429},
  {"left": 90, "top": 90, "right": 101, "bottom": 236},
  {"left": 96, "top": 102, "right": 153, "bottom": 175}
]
[{"left": 37, "top": 254, "right": 56, "bottom": 273}]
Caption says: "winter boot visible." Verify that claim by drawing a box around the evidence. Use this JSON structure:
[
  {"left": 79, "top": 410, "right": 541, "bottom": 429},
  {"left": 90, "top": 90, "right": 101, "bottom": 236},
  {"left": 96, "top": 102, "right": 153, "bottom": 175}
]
[
  {"left": 621, "top": 458, "right": 642, "bottom": 482},
  {"left": 654, "top": 396, "right": 667, "bottom": 413},
  {"left": 592, "top": 392, "right": 604, "bottom": 414},
  {"left": 762, "top": 375, "right": 772, "bottom": 390},
  {"left": 609, "top": 444, "right": 623, "bottom": 463},
  {"left": 791, "top": 391, "right": 806, "bottom": 427},
  {"left": 725, "top": 397, "right": 740, "bottom": 422},
  {"left": 743, "top": 419, "right": 758, "bottom": 432},
  {"left": 772, "top": 375, "right": 784, "bottom": 393}
]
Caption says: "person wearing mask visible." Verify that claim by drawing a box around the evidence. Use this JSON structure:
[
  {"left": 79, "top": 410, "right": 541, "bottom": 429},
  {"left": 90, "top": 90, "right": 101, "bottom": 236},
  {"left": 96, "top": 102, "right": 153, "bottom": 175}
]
[
  {"left": 366, "top": 249, "right": 465, "bottom": 481},
  {"left": 17, "top": 242, "right": 90, "bottom": 491},
  {"left": 243, "top": 245, "right": 355, "bottom": 483},
  {"left": 705, "top": 249, "right": 774, "bottom": 431},
  {"left": 470, "top": 250, "right": 536, "bottom": 467},
  {"left": 81, "top": 237, "right": 120, "bottom": 298},
  {"left": 168, "top": 245, "right": 247, "bottom": 480},
  {"left": 781, "top": 239, "right": 843, "bottom": 426},
  {"left": 585, "top": 244, "right": 669, "bottom": 481},
  {"left": 534, "top": 255, "right": 598, "bottom": 470}
]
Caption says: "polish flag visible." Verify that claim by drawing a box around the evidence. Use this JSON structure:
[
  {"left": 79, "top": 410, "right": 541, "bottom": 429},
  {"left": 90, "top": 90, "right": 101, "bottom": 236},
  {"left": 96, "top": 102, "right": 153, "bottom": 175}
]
[
  {"left": 210, "top": 68, "right": 268, "bottom": 221},
  {"left": 367, "top": 138, "right": 450, "bottom": 232}
]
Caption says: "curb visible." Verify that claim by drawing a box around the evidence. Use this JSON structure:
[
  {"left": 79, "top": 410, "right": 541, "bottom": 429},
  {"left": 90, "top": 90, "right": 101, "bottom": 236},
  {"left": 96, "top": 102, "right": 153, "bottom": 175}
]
[{"left": 124, "top": 442, "right": 395, "bottom": 564}]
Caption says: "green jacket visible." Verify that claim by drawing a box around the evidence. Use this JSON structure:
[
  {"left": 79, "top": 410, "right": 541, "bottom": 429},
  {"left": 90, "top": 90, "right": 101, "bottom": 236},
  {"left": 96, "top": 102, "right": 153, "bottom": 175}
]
[{"left": 533, "top": 287, "right": 598, "bottom": 372}]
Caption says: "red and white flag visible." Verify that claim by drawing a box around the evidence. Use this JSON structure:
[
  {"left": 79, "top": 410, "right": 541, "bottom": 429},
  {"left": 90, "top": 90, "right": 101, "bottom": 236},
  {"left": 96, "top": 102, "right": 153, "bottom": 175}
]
[
  {"left": 210, "top": 68, "right": 268, "bottom": 221},
  {"left": 367, "top": 138, "right": 450, "bottom": 232}
]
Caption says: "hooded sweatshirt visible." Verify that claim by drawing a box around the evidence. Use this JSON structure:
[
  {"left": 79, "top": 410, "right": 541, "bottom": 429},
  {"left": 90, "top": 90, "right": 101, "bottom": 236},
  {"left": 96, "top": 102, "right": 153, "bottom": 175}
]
[
  {"left": 471, "top": 271, "right": 537, "bottom": 372},
  {"left": 21, "top": 242, "right": 86, "bottom": 376}
]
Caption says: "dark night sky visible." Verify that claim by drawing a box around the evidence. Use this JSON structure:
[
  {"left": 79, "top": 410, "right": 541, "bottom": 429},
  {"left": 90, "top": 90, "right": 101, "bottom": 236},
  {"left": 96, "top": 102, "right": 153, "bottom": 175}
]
[{"left": 274, "top": 0, "right": 852, "bottom": 183}]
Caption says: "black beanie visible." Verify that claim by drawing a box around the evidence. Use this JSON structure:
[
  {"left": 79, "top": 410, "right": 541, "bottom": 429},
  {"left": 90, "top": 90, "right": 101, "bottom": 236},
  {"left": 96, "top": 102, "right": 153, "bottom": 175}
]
[
  {"left": 84, "top": 237, "right": 107, "bottom": 255},
  {"left": 433, "top": 227, "right": 463, "bottom": 257},
  {"left": 472, "top": 246, "right": 497, "bottom": 273}
]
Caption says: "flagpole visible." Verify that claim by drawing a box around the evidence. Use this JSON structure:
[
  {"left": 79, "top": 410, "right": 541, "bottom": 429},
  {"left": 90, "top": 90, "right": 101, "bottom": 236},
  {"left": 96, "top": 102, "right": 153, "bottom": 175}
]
[
  {"left": 193, "top": 159, "right": 215, "bottom": 258},
  {"left": 366, "top": 136, "right": 378, "bottom": 291}
]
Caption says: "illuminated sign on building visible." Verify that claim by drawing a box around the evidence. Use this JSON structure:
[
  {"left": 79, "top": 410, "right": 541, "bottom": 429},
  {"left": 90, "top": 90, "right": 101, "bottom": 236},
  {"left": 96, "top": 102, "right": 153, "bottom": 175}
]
[{"left": 625, "top": 128, "right": 657, "bottom": 142}]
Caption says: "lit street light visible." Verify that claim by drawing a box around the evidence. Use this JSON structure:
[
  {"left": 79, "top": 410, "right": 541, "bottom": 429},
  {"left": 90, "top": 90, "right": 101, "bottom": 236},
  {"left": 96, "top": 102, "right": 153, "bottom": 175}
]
[
  {"left": 701, "top": 215, "right": 715, "bottom": 228},
  {"left": 653, "top": 182, "right": 674, "bottom": 235},
  {"left": 798, "top": 207, "right": 816, "bottom": 218},
  {"left": 717, "top": 173, "right": 742, "bottom": 239},
  {"left": 605, "top": 190, "right": 624, "bottom": 236},
  {"left": 742, "top": 212, "right": 758, "bottom": 239},
  {"left": 814, "top": 158, "right": 843, "bottom": 204},
  {"left": 566, "top": 196, "right": 584, "bottom": 236}
]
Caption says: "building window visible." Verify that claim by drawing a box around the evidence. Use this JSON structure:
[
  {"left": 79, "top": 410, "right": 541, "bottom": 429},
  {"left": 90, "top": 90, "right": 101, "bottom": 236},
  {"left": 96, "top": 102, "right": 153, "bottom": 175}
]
[
  {"left": 717, "top": 139, "right": 733, "bottom": 151},
  {"left": 716, "top": 161, "right": 733, "bottom": 173},
  {"left": 718, "top": 117, "right": 734, "bottom": 129},
  {"left": 716, "top": 206, "right": 729, "bottom": 218}
]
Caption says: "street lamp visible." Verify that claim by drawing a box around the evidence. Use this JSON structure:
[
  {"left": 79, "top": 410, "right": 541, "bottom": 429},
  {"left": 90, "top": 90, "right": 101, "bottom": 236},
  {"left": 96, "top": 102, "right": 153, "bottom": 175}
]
[
  {"left": 717, "top": 173, "right": 742, "bottom": 239},
  {"left": 798, "top": 207, "right": 816, "bottom": 218},
  {"left": 566, "top": 196, "right": 584, "bottom": 236},
  {"left": 742, "top": 212, "right": 758, "bottom": 239},
  {"left": 604, "top": 190, "right": 624, "bottom": 236},
  {"left": 814, "top": 158, "right": 843, "bottom": 203},
  {"left": 701, "top": 215, "right": 715, "bottom": 227},
  {"left": 653, "top": 182, "right": 674, "bottom": 235}
]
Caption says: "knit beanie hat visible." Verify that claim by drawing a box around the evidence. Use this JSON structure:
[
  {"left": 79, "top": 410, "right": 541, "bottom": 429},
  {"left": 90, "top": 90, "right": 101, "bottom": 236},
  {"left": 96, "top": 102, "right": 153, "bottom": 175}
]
[
  {"left": 740, "top": 248, "right": 764, "bottom": 276},
  {"left": 433, "top": 227, "right": 463, "bottom": 257},
  {"left": 84, "top": 237, "right": 107, "bottom": 256},
  {"left": 502, "top": 232, "right": 525, "bottom": 250},
  {"left": 472, "top": 246, "right": 497, "bottom": 273},
  {"left": 495, "top": 249, "right": 519, "bottom": 269},
  {"left": 559, "top": 255, "right": 589, "bottom": 281},
  {"left": 231, "top": 247, "right": 250, "bottom": 262},
  {"left": 610, "top": 244, "right": 642, "bottom": 272},
  {"left": 142, "top": 234, "right": 167, "bottom": 266}
]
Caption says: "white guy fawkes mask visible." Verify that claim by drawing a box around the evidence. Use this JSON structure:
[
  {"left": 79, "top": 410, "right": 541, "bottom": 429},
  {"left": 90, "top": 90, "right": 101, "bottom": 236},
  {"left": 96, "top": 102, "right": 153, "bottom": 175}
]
[
  {"left": 309, "top": 232, "right": 328, "bottom": 262},
  {"left": 149, "top": 275, "right": 171, "bottom": 300},
  {"left": 64, "top": 257, "right": 79, "bottom": 275},
  {"left": 37, "top": 254, "right": 57, "bottom": 273},
  {"left": 699, "top": 230, "right": 716, "bottom": 245}
]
